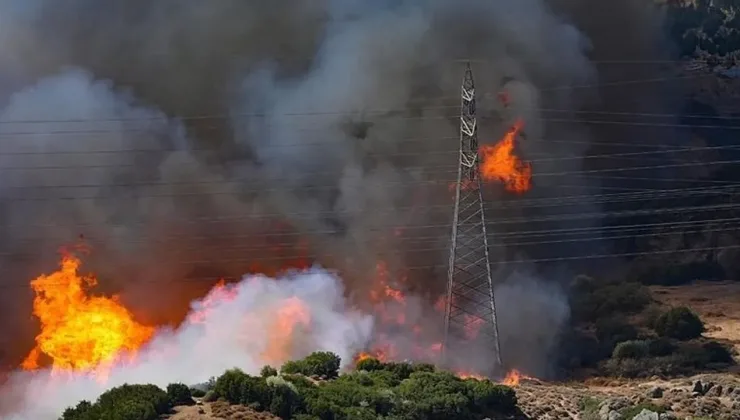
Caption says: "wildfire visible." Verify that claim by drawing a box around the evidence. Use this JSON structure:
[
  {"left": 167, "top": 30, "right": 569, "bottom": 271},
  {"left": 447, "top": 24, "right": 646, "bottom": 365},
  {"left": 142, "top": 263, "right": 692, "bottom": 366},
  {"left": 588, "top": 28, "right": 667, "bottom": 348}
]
[
  {"left": 502, "top": 369, "right": 536, "bottom": 387},
  {"left": 480, "top": 120, "right": 532, "bottom": 194},
  {"left": 187, "top": 279, "right": 238, "bottom": 325},
  {"left": 457, "top": 371, "right": 487, "bottom": 381},
  {"left": 261, "top": 297, "right": 312, "bottom": 364},
  {"left": 21, "top": 255, "right": 155, "bottom": 375}
]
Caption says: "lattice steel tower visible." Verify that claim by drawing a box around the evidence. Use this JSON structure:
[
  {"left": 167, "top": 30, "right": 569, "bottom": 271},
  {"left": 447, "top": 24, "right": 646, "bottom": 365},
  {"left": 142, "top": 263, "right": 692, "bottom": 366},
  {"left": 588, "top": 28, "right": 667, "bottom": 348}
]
[{"left": 442, "top": 62, "right": 503, "bottom": 372}]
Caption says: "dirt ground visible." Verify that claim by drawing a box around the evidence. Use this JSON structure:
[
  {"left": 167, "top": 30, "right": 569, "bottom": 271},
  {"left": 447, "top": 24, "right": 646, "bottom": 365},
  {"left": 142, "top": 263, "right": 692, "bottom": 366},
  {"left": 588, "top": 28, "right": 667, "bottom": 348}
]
[
  {"left": 168, "top": 281, "right": 740, "bottom": 419},
  {"left": 651, "top": 281, "right": 740, "bottom": 360},
  {"left": 167, "top": 400, "right": 280, "bottom": 420}
]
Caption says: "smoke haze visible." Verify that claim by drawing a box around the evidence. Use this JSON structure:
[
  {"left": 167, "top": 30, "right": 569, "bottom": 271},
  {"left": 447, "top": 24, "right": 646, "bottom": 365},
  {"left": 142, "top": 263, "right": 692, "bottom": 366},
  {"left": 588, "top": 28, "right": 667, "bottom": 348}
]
[
  {"left": 0, "top": 0, "right": 677, "bottom": 394},
  {"left": 1, "top": 267, "right": 374, "bottom": 420}
]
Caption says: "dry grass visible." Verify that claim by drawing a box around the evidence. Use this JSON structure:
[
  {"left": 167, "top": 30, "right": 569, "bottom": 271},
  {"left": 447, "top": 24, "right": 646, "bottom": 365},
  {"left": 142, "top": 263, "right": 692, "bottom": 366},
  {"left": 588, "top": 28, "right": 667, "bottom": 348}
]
[
  {"left": 166, "top": 400, "right": 281, "bottom": 420},
  {"left": 650, "top": 281, "right": 740, "bottom": 362}
]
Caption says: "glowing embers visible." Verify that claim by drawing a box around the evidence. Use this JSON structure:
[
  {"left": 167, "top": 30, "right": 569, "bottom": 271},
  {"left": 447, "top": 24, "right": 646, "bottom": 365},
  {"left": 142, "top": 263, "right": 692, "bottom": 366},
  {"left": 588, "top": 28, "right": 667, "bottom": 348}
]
[
  {"left": 480, "top": 119, "right": 532, "bottom": 194},
  {"left": 21, "top": 255, "right": 154, "bottom": 376}
]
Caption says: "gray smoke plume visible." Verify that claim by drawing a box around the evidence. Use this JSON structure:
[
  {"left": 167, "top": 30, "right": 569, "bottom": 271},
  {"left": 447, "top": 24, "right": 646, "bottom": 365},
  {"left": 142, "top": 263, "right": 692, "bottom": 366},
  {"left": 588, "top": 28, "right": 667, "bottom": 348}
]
[
  {"left": 0, "top": 0, "right": 675, "bottom": 383},
  {"left": 1, "top": 267, "right": 374, "bottom": 420}
]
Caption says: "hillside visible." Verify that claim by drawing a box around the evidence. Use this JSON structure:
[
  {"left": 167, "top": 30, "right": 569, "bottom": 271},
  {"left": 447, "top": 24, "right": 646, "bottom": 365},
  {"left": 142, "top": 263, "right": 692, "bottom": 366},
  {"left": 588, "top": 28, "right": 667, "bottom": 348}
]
[{"left": 53, "top": 282, "right": 739, "bottom": 420}]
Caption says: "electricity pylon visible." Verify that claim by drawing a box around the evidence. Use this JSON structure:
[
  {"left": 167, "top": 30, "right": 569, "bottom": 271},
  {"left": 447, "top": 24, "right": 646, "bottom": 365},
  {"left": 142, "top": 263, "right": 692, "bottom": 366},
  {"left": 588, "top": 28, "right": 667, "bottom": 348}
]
[{"left": 442, "top": 62, "right": 503, "bottom": 372}]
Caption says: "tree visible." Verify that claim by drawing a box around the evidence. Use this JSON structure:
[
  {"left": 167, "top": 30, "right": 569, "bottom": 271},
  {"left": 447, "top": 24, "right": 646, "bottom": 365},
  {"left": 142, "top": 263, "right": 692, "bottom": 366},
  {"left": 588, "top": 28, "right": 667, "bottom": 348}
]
[
  {"left": 281, "top": 352, "right": 341, "bottom": 379},
  {"left": 61, "top": 384, "right": 170, "bottom": 420},
  {"left": 166, "top": 383, "right": 194, "bottom": 406},
  {"left": 261, "top": 365, "right": 279, "bottom": 378},
  {"left": 612, "top": 340, "right": 650, "bottom": 360},
  {"left": 653, "top": 306, "right": 704, "bottom": 340}
]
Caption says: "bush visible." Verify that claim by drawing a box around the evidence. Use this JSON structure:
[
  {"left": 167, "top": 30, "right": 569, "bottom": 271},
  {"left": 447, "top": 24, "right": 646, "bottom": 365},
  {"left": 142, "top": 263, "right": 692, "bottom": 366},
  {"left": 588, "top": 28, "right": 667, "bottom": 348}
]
[
  {"left": 61, "top": 384, "right": 170, "bottom": 420},
  {"left": 393, "top": 371, "right": 516, "bottom": 419},
  {"left": 620, "top": 403, "right": 666, "bottom": 419},
  {"left": 61, "top": 359, "right": 521, "bottom": 420},
  {"left": 595, "top": 316, "right": 639, "bottom": 357},
  {"left": 612, "top": 340, "right": 650, "bottom": 360},
  {"left": 570, "top": 280, "right": 651, "bottom": 322},
  {"left": 647, "top": 337, "right": 677, "bottom": 357},
  {"left": 213, "top": 368, "right": 271, "bottom": 409},
  {"left": 355, "top": 357, "right": 383, "bottom": 372},
  {"left": 202, "top": 390, "right": 218, "bottom": 402},
  {"left": 281, "top": 352, "right": 341, "bottom": 379},
  {"left": 267, "top": 380, "right": 301, "bottom": 419},
  {"left": 166, "top": 383, "right": 193, "bottom": 406},
  {"left": 604, "top": 340, "right": 734, "bottom": 378},
  {"left": 701, "top": 340, "right": 734, "bottom": 364},
  {"left": 190, "top": 388, "right": 206, "bottom": 398},
  {"left": 654, "top": 306, "right": 704, "bottom": 340},
  {"left": 261, "top": 365, "right": 278, "bottom": 378}
]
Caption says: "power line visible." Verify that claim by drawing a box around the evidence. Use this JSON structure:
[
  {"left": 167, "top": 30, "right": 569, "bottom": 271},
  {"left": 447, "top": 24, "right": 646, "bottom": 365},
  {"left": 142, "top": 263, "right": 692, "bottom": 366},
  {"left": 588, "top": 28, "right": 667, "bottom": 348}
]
[
  {"left": 2, "top": 112, "right": 739, "bottom": 138},
  {"left": 1, "top": 156, "right": 740, "bottom": 196},
  {"left": 3, "top": 137, "right": 740, "bottom": 166},
  {"left": 5, "top": 242, "right": 740, "bottom": 290},
  {"left": 4, "top": 200, "right": 740, "bottom": 241},
  {"left": 7, "top": 222, "right": 737, "bottom": 258},
  {"left": 0, "top": 71, "right": 715, "bottom": 126}
]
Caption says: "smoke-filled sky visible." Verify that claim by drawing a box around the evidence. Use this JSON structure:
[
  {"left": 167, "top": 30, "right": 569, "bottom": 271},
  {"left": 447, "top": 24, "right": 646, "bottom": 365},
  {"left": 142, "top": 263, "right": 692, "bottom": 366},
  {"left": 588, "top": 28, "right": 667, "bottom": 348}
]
[{"left": 0, "top": 0, "right": 683, "bottom": 381}]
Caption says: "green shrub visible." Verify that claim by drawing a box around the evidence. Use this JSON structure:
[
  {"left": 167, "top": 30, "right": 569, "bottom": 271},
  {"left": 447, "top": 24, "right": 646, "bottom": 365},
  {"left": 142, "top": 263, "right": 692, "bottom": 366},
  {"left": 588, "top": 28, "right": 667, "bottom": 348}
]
[
  {"left": 61, "top": 384, "right": 170, "bottom": 420},
  {"left": 570, "top": 280, "right": 651, "bottom": 322},
  {"left": 61, "top": 357, "right": 522, "bottom": 420},
  {"left": 214, "top": 368, "right": 250, "bottom": 402},
  {"left": 596, "top": 317, "right": 638, "bottom": 343},
  {"left": 701, "top": 340, "right": 734, "bottom": 364},
  {"left": 612, "top": 340, "right": 650, "bottom": 360},
  {"left": 281, "top": 352, "right": 341, "bottom": 379},
  {"left": 190, "top": 388, "right": 206, "bottom": 398},
  {"left": 261, "top": 365, "right": 279, "bottom": 378},
  {"left": 653, "top": 307, "right": 704, "bottom": 340},
  {"left": 604, "top": 340, "right": 734, "bottom": 378},
  {"left": 202, "top": 390, "right": 217, "bottom": 402},
  {"left": 647, "top": 337, "right": 677, "bottom": 357},
  {"left": 380, "top": 361, "right": 415, "bottom": 381},
  {"left": 465, "top": 378, "right": 518, "bottom": 414},
  {"left": 281, "top": 374, "right": 317, "bottom": 391},
  {"left": 268, "top": 381, "right": 302, "bottom": 419},
  {"left": 392, "top": 371, "right": 516, "bottom": 419},
  {"left": 620, "top": 402, "right": 666, "bottom": 419},
  {"left": 166, "top": 383, "right": 193, "bottom": 406},
  {"left": 355, "top": 357, "right": 383, "bottom": 372},
  {"left": 213, "top": 368, "right": 271, "bottom": 408}
]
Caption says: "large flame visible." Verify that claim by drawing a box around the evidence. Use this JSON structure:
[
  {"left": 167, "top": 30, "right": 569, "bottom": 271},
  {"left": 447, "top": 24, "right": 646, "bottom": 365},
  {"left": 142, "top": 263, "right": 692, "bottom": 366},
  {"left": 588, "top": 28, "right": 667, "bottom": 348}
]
[
  {"left": 21, "top": 255, "right": 155, "bottom": 375},
  {"left": 261, "top": 297, "right": 312, "bottom": 364},
  {"left": 480, "top": 120, "right": 532, "bottom": 194},
  {"left": 502, "top": 369, "right": 537, "bottom": 387}
]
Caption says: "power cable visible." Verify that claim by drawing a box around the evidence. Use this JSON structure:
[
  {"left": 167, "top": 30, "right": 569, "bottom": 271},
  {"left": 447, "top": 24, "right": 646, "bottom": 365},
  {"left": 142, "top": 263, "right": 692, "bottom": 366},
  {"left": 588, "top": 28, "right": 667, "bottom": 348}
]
[{"left": 5, "top": 243, "right": 740, "bottom": 290}]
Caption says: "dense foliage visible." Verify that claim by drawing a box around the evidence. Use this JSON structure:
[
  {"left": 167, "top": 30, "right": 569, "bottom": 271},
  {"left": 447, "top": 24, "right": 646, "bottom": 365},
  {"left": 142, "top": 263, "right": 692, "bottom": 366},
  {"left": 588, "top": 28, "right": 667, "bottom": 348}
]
[
  {"left": 61, "top": 384, "right": 170, "bottom": 420},
  {"left": 667, "top": 0, "right": 740, "bottom": 58},
  {"left": 61, "top": 352, "right": 518, "bottom": 420},
  {"left": 166, "top": 383, "right": 194, "bottom": 406},
  {"left": 563, "top": 275, "right": 735, "bottom": 378},
  {"left": 653, "top": 306, "right": 705, "bottom": 340},
  {"left": 280, "top": 351, "right": 341, "bottom": 379}
]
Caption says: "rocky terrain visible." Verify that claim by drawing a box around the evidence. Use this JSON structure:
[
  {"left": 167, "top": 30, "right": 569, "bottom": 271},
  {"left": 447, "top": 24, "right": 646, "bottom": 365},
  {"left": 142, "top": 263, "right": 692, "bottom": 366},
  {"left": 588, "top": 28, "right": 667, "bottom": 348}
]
[{"left": 158, "top": 281, "right": 739, "bottom": 420}]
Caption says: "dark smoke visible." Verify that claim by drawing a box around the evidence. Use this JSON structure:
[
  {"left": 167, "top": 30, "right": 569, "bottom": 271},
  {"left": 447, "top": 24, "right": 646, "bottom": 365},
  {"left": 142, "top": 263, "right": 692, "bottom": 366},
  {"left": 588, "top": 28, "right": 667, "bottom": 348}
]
[{"left": 0, "top": 0, "right": 676, "bottom": 377}]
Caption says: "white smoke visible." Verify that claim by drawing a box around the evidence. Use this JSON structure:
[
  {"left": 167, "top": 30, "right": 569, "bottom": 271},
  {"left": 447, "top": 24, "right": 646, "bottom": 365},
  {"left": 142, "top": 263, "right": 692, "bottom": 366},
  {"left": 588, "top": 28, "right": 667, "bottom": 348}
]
[{"left": 2, "top": 268, "right": 374, "bottom": 420}]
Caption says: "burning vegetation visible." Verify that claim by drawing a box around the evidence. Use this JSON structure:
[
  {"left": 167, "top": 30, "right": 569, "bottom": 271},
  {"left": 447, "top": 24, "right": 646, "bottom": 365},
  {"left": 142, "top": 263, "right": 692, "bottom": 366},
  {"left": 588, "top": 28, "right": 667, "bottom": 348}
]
[
  {"left": 480, "top": 119, "right": 532, "bottom": 194},
  {"left": 20, "top": 254, "right": 154, "bottom": 377}
]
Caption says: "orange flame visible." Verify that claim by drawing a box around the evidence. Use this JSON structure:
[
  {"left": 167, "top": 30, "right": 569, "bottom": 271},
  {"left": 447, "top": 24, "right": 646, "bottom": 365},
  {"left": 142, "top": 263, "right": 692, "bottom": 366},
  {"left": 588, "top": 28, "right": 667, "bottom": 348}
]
[
  {"left": 502, "top": 369, "right": 536, "bottom": 387},
  {"left": 480, "top": 120, "right": 532, "bottom": 194},
  {"left": 21, "top": 255, "right": 154, "bottom": 375},
  {"left": 457, "top": 371, "right": 487, "bottom": 380},
  {"left": 187, "top": 279, "right": 238, "bottom": 325},
  {"left": 261, "top": 297, "right": 311, "bottom": 364}
]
